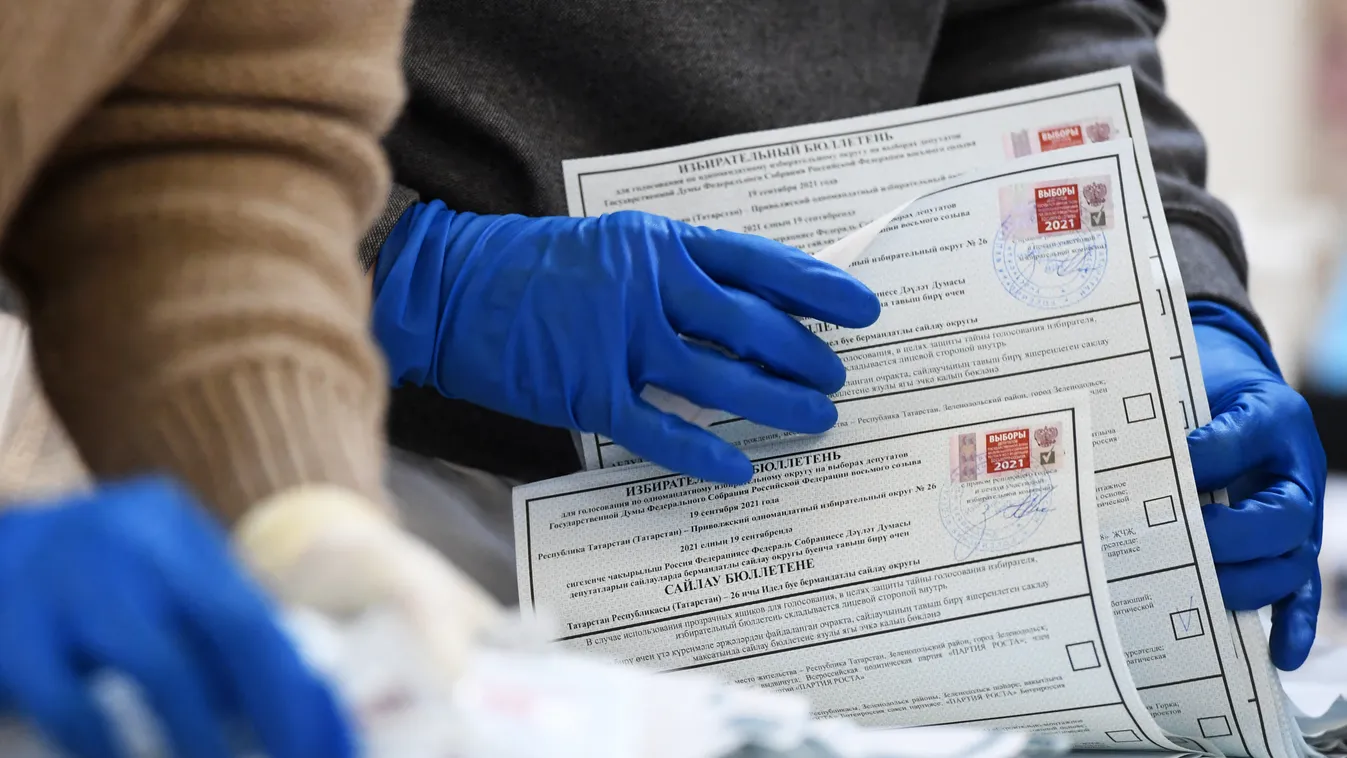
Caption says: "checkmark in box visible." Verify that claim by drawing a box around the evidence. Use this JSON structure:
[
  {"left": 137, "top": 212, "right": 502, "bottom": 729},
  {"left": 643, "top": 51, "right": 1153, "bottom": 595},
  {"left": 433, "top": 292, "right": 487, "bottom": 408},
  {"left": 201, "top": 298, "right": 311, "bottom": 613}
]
[{"left": 1170, "top": 608, "right": 1204, "bottom": 640}]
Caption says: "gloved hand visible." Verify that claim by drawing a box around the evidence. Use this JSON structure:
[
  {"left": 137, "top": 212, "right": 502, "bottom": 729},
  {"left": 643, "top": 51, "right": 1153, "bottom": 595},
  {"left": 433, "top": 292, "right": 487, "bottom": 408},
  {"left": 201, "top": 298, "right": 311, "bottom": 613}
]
[
  {"left": 235, "top": 486, "right": 503, "bottom": 683},
  {"left": 0, "top": 477, "right": 352, "bottom": 758},
  {"left": 371, "top": 203, "right": 882, "bottom": 484},
  {"left": 1187, "top": 301, "right": 1326, "bottom": 671}
]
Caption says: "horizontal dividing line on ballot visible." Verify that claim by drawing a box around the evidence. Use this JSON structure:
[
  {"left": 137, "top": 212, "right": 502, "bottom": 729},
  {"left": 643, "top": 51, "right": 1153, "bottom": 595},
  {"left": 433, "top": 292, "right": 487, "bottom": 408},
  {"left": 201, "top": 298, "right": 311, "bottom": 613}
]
[
  {"left": 556, "top": 539, "right": 1084, "bottom": 642},
  {"left": 598, "top": 349, "right": 1151, "bottom": 450},
  {"left": 830, "top": 300, "right": 1142, "bottom": 358},
  {"left": 757, "top": 349, "right": 1154, "bottom": 417},
  {"left": 1106, "top": 561, "right": 1196, "bottom": 584},
  {"left": 597, "top": 303, "right": 1148, "bottom": 449},
  {"left": 1136, "top": 673, "right": 1225, "bottom": 692},
  {"left": 910, "top": 699, "right": 1124, "bottom": 730},
  {"left": 1094, "top": 455, "right": 1172, "bottom": 475},
  {"left": 668, "top": 592, "right": 1093, "bottom": 672}
]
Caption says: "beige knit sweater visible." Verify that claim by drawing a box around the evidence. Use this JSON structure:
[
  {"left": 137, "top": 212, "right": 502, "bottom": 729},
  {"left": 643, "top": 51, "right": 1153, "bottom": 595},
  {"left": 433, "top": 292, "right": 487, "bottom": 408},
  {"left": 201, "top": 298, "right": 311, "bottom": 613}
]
[{"left": 0, "top": 0, "right": 411, "bottom": 521}]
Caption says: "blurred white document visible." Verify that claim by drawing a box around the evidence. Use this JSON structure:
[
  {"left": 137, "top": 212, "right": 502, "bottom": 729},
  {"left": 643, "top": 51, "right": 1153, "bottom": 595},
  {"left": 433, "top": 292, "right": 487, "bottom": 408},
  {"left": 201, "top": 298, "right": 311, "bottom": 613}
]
[{"left": 0, "top": 606, "right": 1075, "bottom": 758}]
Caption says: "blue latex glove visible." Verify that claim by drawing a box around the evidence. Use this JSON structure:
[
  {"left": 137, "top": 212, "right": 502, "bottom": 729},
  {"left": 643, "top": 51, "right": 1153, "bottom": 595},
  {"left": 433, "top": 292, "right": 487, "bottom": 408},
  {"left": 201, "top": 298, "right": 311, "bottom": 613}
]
[
  {"left": 371, "top": 203, "right": 882, "bottom": 484},
  {"left": 1187, "top": 301, "right": 1326, "bottom": 671},
  {"left": 0, "top": 477, "right": 352, "bottom": 758}
]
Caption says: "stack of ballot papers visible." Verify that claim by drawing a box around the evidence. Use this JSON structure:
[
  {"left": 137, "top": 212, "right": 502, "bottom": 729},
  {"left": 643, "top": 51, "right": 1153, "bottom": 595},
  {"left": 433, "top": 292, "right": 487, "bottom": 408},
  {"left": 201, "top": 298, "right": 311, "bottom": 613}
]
[
  {"left": 511, "top": 68, "right": 1345, "bottom": 757},
  {"left": 0, "top": 606, "right": 1073, "bottom": 758}
]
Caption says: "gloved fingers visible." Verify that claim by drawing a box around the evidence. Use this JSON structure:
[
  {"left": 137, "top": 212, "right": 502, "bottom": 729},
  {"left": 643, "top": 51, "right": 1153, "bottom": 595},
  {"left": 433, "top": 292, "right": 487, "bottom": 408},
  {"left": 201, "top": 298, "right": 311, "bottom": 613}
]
[
  {"left": 0, "top": 600, "right": 122, "bottom": 758},
  {"left": 1214, "top": 543, "right": 1318, "bottom": 612},
  {"left": 1269, "top": 568, "right": 1321, "bottom": 671},
  {"left": 665, "top": 283, "right": 848, "bottom": 393},
  {"left": 162, "top": 519, "right": 355, "bottom": 758},
  {"left": 644, "top": 342, "right": 839, "bottom": 435},
  {"left": 613, "top": 398, "right": 755, "bottom": 484},
  {"left": 76, "top": 594, "right": 233, "bottom": 758},
  {"left": 1187, "top": 399, "right": 1269, "bottom": 492},
  {"left": 181, "top": 592, "right": 352, "bottom": 758},
  {"left": 677, "top": 225, "right": 882, "bottom": 328},
  {"left": 1200, "top": 479, "right": 1316, "bottom": 563}
]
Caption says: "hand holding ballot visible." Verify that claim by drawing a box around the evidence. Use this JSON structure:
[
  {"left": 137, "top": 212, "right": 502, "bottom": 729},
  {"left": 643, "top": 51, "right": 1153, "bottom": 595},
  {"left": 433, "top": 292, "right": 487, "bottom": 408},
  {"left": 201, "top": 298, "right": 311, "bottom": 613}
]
[
  {"left": 1188, "top": 302, "right": 1327, "bottom": 671},
  {"left": 526, "top": 69, "right": 1327, "bottom": 758},
  {"left": 371, "top": 203, "right": 881, "bottom": 485}
]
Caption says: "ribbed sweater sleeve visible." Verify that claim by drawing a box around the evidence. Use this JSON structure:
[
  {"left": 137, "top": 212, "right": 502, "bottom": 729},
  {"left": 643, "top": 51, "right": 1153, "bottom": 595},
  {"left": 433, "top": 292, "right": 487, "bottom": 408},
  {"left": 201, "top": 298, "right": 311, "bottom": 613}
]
[{"left": 0, "top": 0, "right": 412, "bottom": 522}]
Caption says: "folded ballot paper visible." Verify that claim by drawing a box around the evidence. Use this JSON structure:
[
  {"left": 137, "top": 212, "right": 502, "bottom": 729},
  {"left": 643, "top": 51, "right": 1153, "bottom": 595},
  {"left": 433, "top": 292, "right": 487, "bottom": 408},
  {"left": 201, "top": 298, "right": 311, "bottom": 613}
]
[
  {"left": 0, "top": 605, "right": 1072, "bottom": 758},
  {"left": 516, "top": 68, "right": 1336, "bottom": 758},
  {"left": 1279, "top": 639, "right": 1347, "bottom": 755}
]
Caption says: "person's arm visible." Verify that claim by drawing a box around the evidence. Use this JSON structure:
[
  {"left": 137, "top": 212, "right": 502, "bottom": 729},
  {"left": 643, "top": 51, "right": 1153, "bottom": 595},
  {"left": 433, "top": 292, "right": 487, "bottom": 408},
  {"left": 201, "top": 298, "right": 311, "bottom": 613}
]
[
  {"left": 361, "top": 183, "right": 423, "bottom": 278},
  {"left": 0, "top": 0, "right": 412, "bottom": 522},
  {"left": 919, "top": 0, "right": 1256, "bottom": 331}
]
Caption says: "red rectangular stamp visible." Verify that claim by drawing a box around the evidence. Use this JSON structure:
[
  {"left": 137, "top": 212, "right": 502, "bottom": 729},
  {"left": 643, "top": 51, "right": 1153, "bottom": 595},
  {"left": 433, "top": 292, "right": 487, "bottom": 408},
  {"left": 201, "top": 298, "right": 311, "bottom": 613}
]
[
  {"left": 998, "top": 175, "right": 1114, "bottom": 241},
  {"left": 948, "top": 422, "right": 1063, "bottom": 483},
  {"left": 1038, "top": 125, "right": 1085, "bottom": 152},
  {"left": 1033, "top": 183, "right": 1081, "bottom": 235},
  {"left": 1003, "top": 118, "right": 1117, "bottom": 158},
  {"left": 984, "top": 428, "right": 1031, "bottom": 474}
]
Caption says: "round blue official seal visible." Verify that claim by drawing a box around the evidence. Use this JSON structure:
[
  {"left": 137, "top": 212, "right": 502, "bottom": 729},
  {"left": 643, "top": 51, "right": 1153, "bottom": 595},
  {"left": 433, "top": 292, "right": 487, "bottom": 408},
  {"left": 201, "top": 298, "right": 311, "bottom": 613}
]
[
  {"left": 992, "top": 207, "right": 1108, "bottom": 310},
  {"left": 938, "top": 457, "right": 1056, "bottom": 561}
]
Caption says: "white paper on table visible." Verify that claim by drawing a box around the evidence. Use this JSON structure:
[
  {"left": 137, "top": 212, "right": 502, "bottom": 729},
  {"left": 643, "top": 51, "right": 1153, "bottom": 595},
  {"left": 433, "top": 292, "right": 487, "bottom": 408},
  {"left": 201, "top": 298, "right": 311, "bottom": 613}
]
[{"left": 0, "top": 606, "right": 1078, "bottom": 758}]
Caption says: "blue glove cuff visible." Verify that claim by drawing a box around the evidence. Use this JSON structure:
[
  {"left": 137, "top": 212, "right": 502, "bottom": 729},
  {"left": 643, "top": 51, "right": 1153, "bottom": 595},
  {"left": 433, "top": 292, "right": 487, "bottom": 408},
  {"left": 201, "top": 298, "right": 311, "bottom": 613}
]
[
  {"left": 370, "top": 200, "right": 463, "bottom": 390},
  {"left": 1189, "top": 300, "right": 1282, "bottom": 380},
  {"left": 372, "top": 205, "right": 418, "bottom": 299}
]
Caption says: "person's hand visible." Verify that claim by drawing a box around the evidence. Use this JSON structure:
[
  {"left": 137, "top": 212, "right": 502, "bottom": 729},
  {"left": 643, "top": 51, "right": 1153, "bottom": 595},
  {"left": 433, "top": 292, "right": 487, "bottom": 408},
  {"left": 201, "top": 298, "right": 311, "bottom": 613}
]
[
  {"left": 235, "top": 486, "right": 503, "bottom": 683},
  {"left": 370, "top": 202, "right": 882, "bottom": 484},
  {"left": 1187, "top": 302, "right": 1326, "bottom": 671},
  {"left": 0, "top": 477, "right": 352, "bottom": 758}
]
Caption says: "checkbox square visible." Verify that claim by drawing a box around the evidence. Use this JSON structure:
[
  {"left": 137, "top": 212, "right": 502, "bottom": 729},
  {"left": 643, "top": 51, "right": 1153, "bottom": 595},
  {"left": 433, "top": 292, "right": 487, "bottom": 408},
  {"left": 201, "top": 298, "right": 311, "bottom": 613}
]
[
  {"left": 1123, "top": 393, "right": 1157, "bottom": 423},
  {"left": 1066, "top": 641, "right": 1101, "bottom": 671},
  {"left": 1106, "top": 730, "right": 1142, "bottom": 743},
  {"left": 1145, "top": 495, "right": 1177, "bottom": 527},
  {"left": 1170, "top": 608, "right": 1205, "bottom": 640},
  {"left": 1199, "top": 716, "right": 1232, "bottom": 738}
]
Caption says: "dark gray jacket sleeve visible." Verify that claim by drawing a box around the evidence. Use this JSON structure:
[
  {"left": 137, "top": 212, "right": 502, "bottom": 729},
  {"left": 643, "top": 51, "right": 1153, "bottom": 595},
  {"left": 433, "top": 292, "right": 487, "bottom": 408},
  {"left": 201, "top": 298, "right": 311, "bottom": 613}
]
[
  {"left": 358, "top": 182, "right": 422, "bottom": 273},
  {"left": 921, "top": 0, "right": 1259, "bottom": 333}
]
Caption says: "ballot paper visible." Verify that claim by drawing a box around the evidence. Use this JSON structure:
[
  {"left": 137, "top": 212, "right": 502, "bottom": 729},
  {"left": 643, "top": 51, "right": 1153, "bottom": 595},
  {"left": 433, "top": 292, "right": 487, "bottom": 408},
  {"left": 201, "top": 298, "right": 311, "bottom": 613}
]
[
  {"left": 515, "top": 395, "right": 1191, "bottom": 750},
  {"left": 549, "top": 69, "right": 1300, "bottom": 758}
]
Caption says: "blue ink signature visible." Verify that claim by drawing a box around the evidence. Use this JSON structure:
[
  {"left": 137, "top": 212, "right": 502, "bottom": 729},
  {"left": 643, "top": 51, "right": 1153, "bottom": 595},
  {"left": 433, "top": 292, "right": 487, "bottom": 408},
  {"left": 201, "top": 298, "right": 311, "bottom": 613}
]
[
  {"left": 1041, "top": 249, "right": 1093, "bottom": 277},
  {"left": 953, "top": 483, "right": 1056, "bottom": 560},
  {"left": 993, "top": 485, "right": 1056, "bottom": 520}
]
